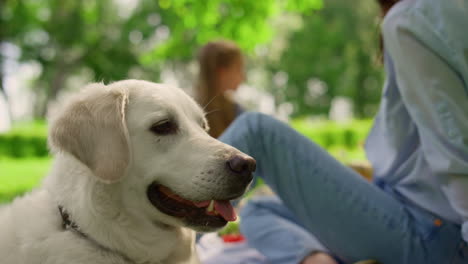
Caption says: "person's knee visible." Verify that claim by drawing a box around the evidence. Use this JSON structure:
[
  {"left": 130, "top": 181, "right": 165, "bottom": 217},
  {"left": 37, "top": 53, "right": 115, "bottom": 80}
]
[
  {"left": 234, "top": 112, "right": 277, "bottom": 137},
  {"left": 240, "top": 196, "right": 282, "bottom": 220},
  {"left": 239, "top": 199, "right": 270, "bottom": 236},
  {"left": 239, "top": 196, "right": 293, "bottom": 246},
  {"left": 239, "top": 199, "right": 263, "bottom": 220}
]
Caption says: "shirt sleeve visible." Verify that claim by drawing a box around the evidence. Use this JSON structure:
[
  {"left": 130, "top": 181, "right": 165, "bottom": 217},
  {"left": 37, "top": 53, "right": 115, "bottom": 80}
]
[{"left": 383, "top": 16, "right": 468, "bottom": 241}]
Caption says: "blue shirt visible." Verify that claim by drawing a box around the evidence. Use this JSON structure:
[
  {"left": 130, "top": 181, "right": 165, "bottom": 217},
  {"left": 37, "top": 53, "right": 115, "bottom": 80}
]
[{"left": 365, "top": 0, "right": 468, "bottom": 241}]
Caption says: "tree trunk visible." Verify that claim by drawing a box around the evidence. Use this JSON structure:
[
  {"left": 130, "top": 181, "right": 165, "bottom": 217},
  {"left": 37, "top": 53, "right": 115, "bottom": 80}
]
[
  {"left": 0, "top": 0, "right": 13, "bottom": 128},
  {"left": 34, "top": 61, "right": 68, "bottom": 119},
  {"left": 0, "top": 0, "right": 5, "bottom": 99}
]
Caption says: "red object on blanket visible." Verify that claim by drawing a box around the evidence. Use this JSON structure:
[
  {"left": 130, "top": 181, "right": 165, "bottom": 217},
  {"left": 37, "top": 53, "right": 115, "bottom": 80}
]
[{"left": 221, "top": 234, "right": 245, "bottom": 243}]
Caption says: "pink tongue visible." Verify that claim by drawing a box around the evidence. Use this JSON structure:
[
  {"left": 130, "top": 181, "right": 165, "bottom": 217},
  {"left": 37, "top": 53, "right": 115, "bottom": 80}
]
[
  {"left": 214, "top": 200, "right": 237, "bottom": 222},
  {"left": 193, "top": 200, "right": 237, "bottom": 221}
]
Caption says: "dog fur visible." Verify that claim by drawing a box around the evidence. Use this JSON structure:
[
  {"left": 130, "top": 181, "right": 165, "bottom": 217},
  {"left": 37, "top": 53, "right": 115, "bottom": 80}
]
[{"left": 0, "top": 80, "right": 254, "bottom": 264}]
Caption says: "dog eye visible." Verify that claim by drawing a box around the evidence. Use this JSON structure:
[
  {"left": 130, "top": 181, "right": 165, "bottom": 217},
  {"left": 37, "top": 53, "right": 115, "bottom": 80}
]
[{"left": 150, "top": 120, "right": 178, "bottom": 135}]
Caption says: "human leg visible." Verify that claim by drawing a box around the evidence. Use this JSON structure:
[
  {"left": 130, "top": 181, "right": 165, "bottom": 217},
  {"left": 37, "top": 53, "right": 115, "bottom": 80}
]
[
  {"left": 219, "top": 112, "right": 463, "bottom": 263},
  {"left": 240, "top": 195, "right": 332, "bottom": 264}
]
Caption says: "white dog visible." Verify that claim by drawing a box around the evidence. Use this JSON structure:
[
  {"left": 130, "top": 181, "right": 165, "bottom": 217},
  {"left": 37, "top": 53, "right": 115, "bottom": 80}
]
[{"left": 0, "top": 80, "right": 255, "bottom": 264}]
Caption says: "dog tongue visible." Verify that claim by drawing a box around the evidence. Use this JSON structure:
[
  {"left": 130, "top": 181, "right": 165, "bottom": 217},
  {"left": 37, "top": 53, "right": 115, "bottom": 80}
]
[
  {"left": 214, "top": 200, "right": 237, "bottom": 221},
  {"left": 193, "top": 200, "right": 237, "bottom": 221}
]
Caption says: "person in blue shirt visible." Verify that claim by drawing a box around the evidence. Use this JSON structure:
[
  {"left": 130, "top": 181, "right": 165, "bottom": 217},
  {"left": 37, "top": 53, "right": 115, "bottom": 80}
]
[{"left": 218, "top": 0, "right": 468, "bottom": 263}]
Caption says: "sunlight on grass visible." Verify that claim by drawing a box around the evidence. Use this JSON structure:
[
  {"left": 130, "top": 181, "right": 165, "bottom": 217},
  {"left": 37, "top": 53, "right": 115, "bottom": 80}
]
[
  {"left": 0, "top": 118, "right": 371, "bottom": 204},
  {"left": 0, "top": 157, "right": 52, "bottom": 203},
  {"left": 6, "top": 120, "right": 47, "bottom": 137}
]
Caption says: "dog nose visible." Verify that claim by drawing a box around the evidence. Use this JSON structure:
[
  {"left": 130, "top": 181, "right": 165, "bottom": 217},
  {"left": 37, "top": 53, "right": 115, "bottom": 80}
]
[{"left": 227, "top": 155, "right": 256, "bottom": 178}]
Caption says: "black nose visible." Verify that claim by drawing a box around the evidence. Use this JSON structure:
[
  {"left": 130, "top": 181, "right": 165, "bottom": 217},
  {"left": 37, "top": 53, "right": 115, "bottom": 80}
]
[{"left": 227, "top": 155, "right": 256, "bottom": 179}]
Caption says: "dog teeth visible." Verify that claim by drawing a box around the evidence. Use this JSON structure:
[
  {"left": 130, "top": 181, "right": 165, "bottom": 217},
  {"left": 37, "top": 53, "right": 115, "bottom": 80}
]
[{"left": 206, "top": 200, "right": 215, "bottom": 213}]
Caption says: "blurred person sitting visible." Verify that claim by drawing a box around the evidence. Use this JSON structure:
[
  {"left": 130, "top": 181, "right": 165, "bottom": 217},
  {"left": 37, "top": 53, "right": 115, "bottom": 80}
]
[
  {"left": 194, "top": 40, "right": 246, "bottom": 138},
  {"left": 216, "top": 0, "right": 468, "bottom": 264}
]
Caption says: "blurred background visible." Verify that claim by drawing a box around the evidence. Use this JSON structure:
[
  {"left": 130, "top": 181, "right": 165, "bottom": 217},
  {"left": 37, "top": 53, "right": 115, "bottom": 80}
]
[{"left": 0, "top": 0, "right": 383, "bottom": 202}]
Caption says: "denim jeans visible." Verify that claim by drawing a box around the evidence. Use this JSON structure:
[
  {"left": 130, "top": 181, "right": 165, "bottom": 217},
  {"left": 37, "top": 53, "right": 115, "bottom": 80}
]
[{"left": 219, "top": 112, "right": 468, "bottom": 264}]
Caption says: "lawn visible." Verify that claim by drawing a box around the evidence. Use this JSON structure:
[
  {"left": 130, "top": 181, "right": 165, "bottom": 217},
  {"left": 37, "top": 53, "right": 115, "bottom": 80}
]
[
  {"left": 0, "top": 119, "right": 372, "bottom": 239},
  {"left": 0, "top": 118, "right": 372, "bottom": 203},
  {"left": 0, "top": 157, "right": 52, "bottom": 203}
]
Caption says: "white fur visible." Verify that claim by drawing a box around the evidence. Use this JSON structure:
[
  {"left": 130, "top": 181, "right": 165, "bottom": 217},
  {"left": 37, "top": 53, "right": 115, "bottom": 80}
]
[{"left": 0, "top": 80, "right": 252, "bottom": 264}]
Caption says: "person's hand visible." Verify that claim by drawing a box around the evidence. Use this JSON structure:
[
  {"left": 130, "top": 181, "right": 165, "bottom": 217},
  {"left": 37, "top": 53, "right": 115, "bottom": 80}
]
[{"left": 301, "top": 252, "right": 338, "bottom": 264}]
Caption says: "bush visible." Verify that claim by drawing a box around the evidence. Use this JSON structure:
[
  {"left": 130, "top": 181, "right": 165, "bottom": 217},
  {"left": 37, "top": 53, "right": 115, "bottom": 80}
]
[
  {"left": 0, "top": 121, "right": 49, "bottom": 158},
  {"left": 290, "top": 118, "right": 372, "bottom": 150},
  {"left": 0, "top": 135, "right": 49, "bottom": 158},
  {"left": 0, "top": 119, "right": 372, "bottom": 159}
]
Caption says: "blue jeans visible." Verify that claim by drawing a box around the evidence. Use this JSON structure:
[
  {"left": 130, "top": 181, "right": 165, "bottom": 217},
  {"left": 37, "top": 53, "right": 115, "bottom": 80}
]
[{"left": 219, "top": 112, "right": 468, "bottom": 264}]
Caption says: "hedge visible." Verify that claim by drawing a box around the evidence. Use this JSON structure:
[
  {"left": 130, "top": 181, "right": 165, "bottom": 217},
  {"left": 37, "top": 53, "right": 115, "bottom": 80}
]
[
  {"left": 290, "top": 118, "right": 372, "bottom": 149},
  {"left": 0, "top": 121, "right": 49, "bottom": 158},
  {"left": 0, "top": 119, "right": 372, "bottom": 158}
]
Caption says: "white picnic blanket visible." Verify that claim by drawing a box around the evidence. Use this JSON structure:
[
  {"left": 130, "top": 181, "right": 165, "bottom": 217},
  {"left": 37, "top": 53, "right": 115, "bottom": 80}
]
[{"left": 196, "top": 233, "right": 268, "bottom": 264}]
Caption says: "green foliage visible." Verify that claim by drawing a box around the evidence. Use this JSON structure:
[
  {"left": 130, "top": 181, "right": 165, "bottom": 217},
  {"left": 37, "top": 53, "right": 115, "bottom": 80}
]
[
  {"left": 267, "top": 0, "right": 385, "bottom": 118},
  {"left": 290, "top": 118, "right": 372, "bottom": 149},
  {"left": 2, "top": 0, "right": 323, "bottom": 117},
  {"left": 5, "top": 120, "right": 47, "bottom": 137},
  {"left": 0, "top": 135, "right": 48, "bottom": 158},
  {"left": 0, "top": 118, "right": 371, "bottom": 204},
  {"left": 0, "top": 118, "right": 370, "bottom": 159},
  {"left": 2, "top": 0, "right": 388, "bottom": 121},
  {"left": 143, "top": 0, "right": 323, "bottom": 62},
  {"left": 218, "top": 219, "right": 241, "bottom": 236},
  {"left": 291, "top": 118, "right": 372, "bottom": 163},
  {"left": 0, "top": 121, "right": 49, "bottom": 158},
  {"left": 2, "top": 0, "right": 145, "bottom": 116}
]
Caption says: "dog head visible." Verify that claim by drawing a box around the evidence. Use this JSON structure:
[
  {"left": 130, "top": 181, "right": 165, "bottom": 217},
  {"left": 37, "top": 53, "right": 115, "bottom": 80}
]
[{"left": 49, "top": 80, "right": 255, "bottom": 232}]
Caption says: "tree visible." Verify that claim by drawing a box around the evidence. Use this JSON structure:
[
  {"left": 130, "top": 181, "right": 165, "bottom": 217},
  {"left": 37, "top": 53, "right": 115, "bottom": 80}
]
[
  {"left": 0, "top": 0, "right": 6, "bottom": 97},
  {"left": 3, "top": 0, "right": 142, "bottom": 117},
  {"left": 2, "top": 0, "right": 323, "bottom": 118},
  {"left": 0, "top": 0, "right": 11, "bottom": 125},
  {"left": 265, "top": 0, "right": 384, "bottom": 118}
]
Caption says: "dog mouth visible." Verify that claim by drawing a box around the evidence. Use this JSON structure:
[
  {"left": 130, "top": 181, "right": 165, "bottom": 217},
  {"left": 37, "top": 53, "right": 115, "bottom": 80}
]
[{"left": 147, "top": 183, "right": 237, "bottom": 229}]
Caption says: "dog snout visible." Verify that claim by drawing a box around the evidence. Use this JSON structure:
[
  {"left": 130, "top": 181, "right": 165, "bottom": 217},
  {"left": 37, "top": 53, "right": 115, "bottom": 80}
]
[{"left": 227, "top": 155, "right": 256, "bottom": 180}]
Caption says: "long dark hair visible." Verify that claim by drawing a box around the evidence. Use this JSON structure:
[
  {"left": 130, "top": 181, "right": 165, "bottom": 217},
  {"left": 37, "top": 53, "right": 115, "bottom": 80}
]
[
  {"left": 377, "top": 0, "right": 401, "bottom": 17},
  {"left": 195, "top": 40, "right": 243, "bottom": 138},
  {"left": 377, "top": 0, "right": 401, "bottom": 59}
]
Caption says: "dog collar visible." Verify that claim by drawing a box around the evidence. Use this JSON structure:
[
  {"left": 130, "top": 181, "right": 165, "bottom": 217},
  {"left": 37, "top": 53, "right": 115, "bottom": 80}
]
[
  {"left": 58, "top": 206, "right": 136, "bottom": 263},
  {"left": 58, "top": 206, "right": 86, "bottom": 237}
]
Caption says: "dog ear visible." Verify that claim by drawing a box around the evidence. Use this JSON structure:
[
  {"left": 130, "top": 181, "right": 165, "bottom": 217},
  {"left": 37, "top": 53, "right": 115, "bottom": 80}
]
[{"left": 49, "top": 83, "right": 130, "bottom": 183}]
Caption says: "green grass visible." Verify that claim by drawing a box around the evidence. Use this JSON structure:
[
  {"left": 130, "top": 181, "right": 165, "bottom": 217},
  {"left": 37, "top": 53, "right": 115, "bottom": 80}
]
[
  {"left": 291, "top": 118, "right": 371, "bottom": 163},
  {"left": 0, "top": 157, "right": 52, "bottom": 203},
  {"left": 0, "top": 119, "right": 371, "bottom": 237},
  {"left": 5, "top": 120, "right": 47, "bottom": 138},
  {"left": 0, "top": 118, "right": 371, "bottom": 203}
]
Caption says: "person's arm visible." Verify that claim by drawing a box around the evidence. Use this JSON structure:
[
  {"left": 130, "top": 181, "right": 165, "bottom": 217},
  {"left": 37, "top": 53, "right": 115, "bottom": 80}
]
[{"left": 383, "top": 18, "right": 468, "bottom": 241}]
